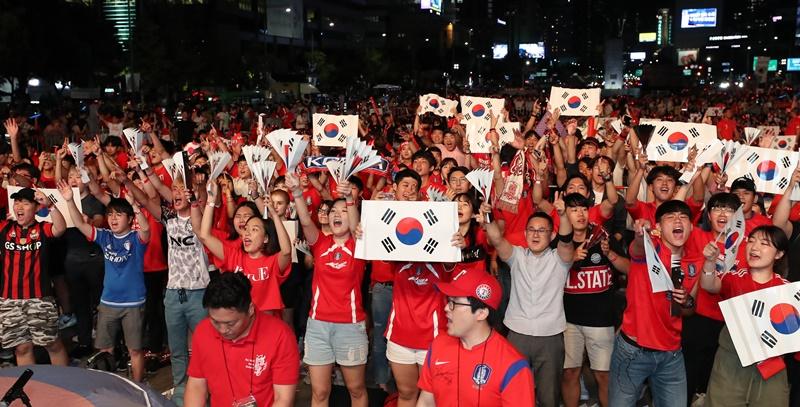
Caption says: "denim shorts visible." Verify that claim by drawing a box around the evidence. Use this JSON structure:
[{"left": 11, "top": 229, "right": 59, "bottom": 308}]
[{"left": 303, "top": 318, "right": 368, "bottom": 366}]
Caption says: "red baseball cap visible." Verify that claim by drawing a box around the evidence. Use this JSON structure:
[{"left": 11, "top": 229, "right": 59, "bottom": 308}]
[{"left": 436, "top": 268, "right": 501, "bottom": 310}]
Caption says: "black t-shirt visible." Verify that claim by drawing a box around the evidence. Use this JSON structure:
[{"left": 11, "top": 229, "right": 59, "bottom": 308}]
[
  {"left": 563, "top": 235, "right": 616, "bottom": 327},
  {"left": 63, "top": 195, "right": 105, "bottom": 259}
]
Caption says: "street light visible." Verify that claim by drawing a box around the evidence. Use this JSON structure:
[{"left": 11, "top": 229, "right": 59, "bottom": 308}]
[
  {"left": 285, "top": 7, "right": 291, "bottom": 12},
  {"left": 329, "top": 21, "right": 335, "bottom": 27}
]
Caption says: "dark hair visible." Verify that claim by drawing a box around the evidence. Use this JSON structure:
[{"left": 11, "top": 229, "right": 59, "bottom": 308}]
[
  {"left": 427, "top": 146, "right": 441, "bottom": 155},
  {"left": 348, "top": 175, "right": 364, "bottom": 192},
  {"left": 708, "top": 192, "right": 741, "bottom": 211},
  {"left": 106, "top": 197, "right": 134, "bottom": 218},
  {"left": 227, "top": 201, "right": 260, "bottom": 240},
  {"left": 440, "top": 157, "right": 458, "bottom": 171},
  {"left": 655, "top": 200, "right": 691, "bottom": 222},
  {"left": 578, "top": 156, "right": 594, "bottom": 168},
  {"left": 203, "top": 272, "right": 252, "bottom": 313},
  {"left": 242, "top": 216, "right": 280, "bottom": 255},
  {"left": 563, "top": 192, "right": 591, "bottom": 209},
  {"left": 103, "top": 136, "right": 123, "bottom": 148},
  {"left": 526, "top": 211, "right": 554, "bottom": 229},
  {"left": 577, "top": 137, "right": 601, "bottom": 152},
  {"left": 448, "top": 166, "right": 470, "bottom": 181},
  {"left": 160, "top": 140, "right": 177, "bottom": 155},
  {"left": 12, "top": 162, "right": 40, "bottom": 180},
  {"left": 591, "top": 155, "right": 614, "bottom": 169},
  {"left": 646, "top": 165, "right": 681, "bottom": 185},
  {"left": 467, "top": 296, "right": 499, "bottom": 326},
  {"left": 748, "top": 225, "right": 789, "bottom": 277},
  {"left": 562, "top": 174, "right": 591, "bottom": 193},
  {"left": 730, "top": 177, "right": 756, "bottom": 193},
  {"left": 411, "top": 150, "right": 436, "bottom": 167},
  {"left": 394, "top": 168, "right": 422, "bottom": 188}
]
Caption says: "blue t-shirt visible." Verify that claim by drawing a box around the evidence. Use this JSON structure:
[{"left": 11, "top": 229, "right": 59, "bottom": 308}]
[{"left": 92, "top": 228, "right": 148, "bottom": 307}]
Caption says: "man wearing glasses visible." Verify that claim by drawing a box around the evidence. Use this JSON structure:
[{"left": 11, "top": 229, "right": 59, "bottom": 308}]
[
  {"left": 484, "top": 192, "right": 575, "bottom": 407},
  {"left": 417, "top": 268, "right": 534, "bottom": 407}
]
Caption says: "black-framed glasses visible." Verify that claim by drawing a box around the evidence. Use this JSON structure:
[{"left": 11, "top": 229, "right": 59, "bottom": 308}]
[{"left": 447, "top": 298, "right": 472, "bottom": 311}]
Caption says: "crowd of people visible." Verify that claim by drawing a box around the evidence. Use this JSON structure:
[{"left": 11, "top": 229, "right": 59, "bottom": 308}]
[{"left": 2, "top": 82, "right": 800, "bottom": 407}]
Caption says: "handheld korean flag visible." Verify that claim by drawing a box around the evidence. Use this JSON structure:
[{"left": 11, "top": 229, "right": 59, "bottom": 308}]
[
  {"left": 466, "top": 122, "right": 491, "bottom": 154},
  {"left": 744, "top": 127, "right": 762, "bottom": 146},
  {"left": 460, "top": 96, "right": 505, "bottom": 123},
  {"left": 426, "top": 187, "right": 448, "bottom": 202},
  {"left": 497, "top": 121, "right": 520, "bottom": 147},
  {"left": 256, "top": 114, "right": 266, "bottom": 146},
  {"left": 719, "top": 282, "right": 800, "bottom": 366},
  {"left": 252, "top": 161, "right": 277, "bottom": 195},
  {"left": 420, "top": 94, "right": 458, "bottom": 117},
  {"left": 242, "top": 145, "right": 273, "bottom": 170},
  {"left": 758, "top": 126, "right": 781, "bottom": 139},
  {"left": 342, "top": 136, "right": 382, "bottom": 182},
  {"left": 678, "top": 139, "right": 724, "bottom": 184},
  {"left": 722, "top": 207, "right": 746, "bottom": 274},
  {"left": 718, "top": 140, "right": 747, "bottom": 173},
  {"left": 549, "top": 87, "right": 601, "bottom": 117},
  {"left": 171, "top": 151, "right": 188, "bottom": 186},
  {"left": 267, "top": 129, "right": 307, "bottom": 173},
  {"left": 646, "top": 121, "right": 718, "bottom": 163},
  {"left": 643, "top": 229, "right": 675, "bottom": 293},
  {"left": 67, "top": 142, "right": 90, "bottom": 183},
  {"left": 725, "top": 146, "right": 799, "bottom": 194},
  {"left": 355, "top": 200, "right": 461, "bottom": 262},
  {"left": 313, "top": 113, "right": 357, "bottom": 147},
  {"left": 122, "top": 127, "right": 148, "bottom": 170},
  {"left": 466, "top": 168, "right": 494, "bottom": 223},
  {"left": 772, "top": 135, "right": 797, "bottom": 151},
  {"left": 8, "top": 186, "right": 82, "bottom": 228},
  {"left": 207, "top": 151, "right": 231, "bottom": 182},
  {"left": 325, "top": 158, "right": 345, "bottom": 183}
]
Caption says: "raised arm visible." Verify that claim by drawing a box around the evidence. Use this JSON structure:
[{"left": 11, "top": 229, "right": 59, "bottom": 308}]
[
  {"left": 56, "top": 180, "right": 92, "bottom": 238},
  {"left": 286, "top": 172, "right": 320, "bottom": 245},
  {"left": 553, "top": 193, "right": 575, "bottom": 263},
  {"left": 481, "top": 202, "right": 514, "bottom": 261},
  {"left": 37, "top": 188, "right": 66, "bottom": 238},
  {"left": 4, "top": 118, "right": 23, "bottom": 164},
  {"left": 774, "top": 165, "right": 800, "bottom": 237},
  {"left": 197, "top": 180, "right": 225, "bottom": 260},
  {"left": 126, "top": 193, "right": 150, "bottom": 243},
  {"left": 700, "top": 241, "right": 722, "bottom": 294},
  {"left": 267, "top": 198, "right": 293, "bottom": 271}
]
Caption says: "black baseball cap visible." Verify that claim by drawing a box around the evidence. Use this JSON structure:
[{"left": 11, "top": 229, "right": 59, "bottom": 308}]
[
  {"left": 10, "top": 188, "right": 36, "bottom": 202},
  {"left": 730, "top": 177, "right": 756, "bottom": 193}
]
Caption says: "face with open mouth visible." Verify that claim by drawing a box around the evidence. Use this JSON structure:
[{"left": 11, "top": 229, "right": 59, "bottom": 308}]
[
  {"left": 456, "top": 199, "right": 474, "bottom": 224},
  {"left": 329, "top": 201, "right": 350, "bottom": 236},
  {"left": 241, "top": 217, "right": 267, "bottom": 255},
  {"left": 233, "top": 206, "right": 256, "bottom": 235},
  {"left": 107, "top": 210, "right": 133, "bottom": 234},
  {"left": 708, "top": 206, "right": 735, "bottom": 234},
  {"left": 566, "top": 206, "right": 589, "bottom": 231},
  {"left": 172, "top": 184, "right": 189, "bottom": 210},
  {"left": 732, "top": 189, "right": 756, "bottom": 214},
  {"left": 745, "top": 231, "right": 783, "bottom": 270},
  {"left": 652, "top": 175, "right": 677, "bottom": 202},
  {"left": 525, "top": 217, "right": 554, "bottom": 253},
  {"left": 12, "top": 199, "right": 36, "bottom": 227},
  {"left": 657, "top": 211, "right": 692, "bottom": 248}
]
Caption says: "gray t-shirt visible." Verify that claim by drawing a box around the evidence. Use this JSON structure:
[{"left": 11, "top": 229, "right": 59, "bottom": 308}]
[
  {"left": 503, "top": 246, "right": 572, "bottom": 336},
  {"left": 162, "top": 206, "right": 209, "bottom": 290}
]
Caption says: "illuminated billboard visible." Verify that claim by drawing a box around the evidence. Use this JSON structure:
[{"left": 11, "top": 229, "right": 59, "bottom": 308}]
[
  {"left": 681, "top": 8, "right": 717, "bottom": 28},
  {"left": 788, "top": 58, "right": 800, "bottom": 72},
  {"left": 639, "top": 32, "right": 657, "bottom": 42},
  {"left": 492, "top": 44, "right": 508, "bottom": 59},
  {"left": 421, "top": 0, "right": 442, "bottom": 14},
  {"left": 518, "top": 43, "right": 545, "bottom": 59}
]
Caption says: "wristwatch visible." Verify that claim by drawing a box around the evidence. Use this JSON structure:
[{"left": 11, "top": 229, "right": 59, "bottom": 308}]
[{"left": 682, "top": 295, "right": 696, "bottom": 309}]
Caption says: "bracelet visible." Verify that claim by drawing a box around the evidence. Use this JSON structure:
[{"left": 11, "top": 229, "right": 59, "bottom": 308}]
[
  {"left": 557, "top": 232, "right": 573, "bottom": 243},
  {"left": 703, "top": 271, "right": 714, "bottom": 276},
  {"left": 291, "top": 191, "right": 303, "bottom": 199},
  {"left": 346, "top": 201, "right": 354, "bottom": 207},
  {"left": 207, "top": 201, "right": 217, "bottom": 208}
]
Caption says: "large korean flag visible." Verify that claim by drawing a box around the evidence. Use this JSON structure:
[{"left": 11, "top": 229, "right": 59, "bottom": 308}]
[
  {"left": 312, "top": 114, "right": 358, "bottom": 147},
  {"left": 420, "top": 94, "right": 458, "bottom": 117},
  {"left": 725, "top": 146, "right": 799, "bottom": 194},
  {"left": 549, "top": 87, "right": 600, "bottom": 117},
  {"left": 355, "top": 201, "right": 461, "bottom": 262},
  {"left": 460, "top": 96, "right": 505, "bottom": 123},
  {"left": 645, "top": 121, "right": 717, "bottom": 163},
  {"left": 720, "top": 281, "right": 800, "bottom": 366}
]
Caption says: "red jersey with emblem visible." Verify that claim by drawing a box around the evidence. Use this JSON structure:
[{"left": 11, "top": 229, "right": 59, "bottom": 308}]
[
  {"left": 0, "top": 221, "right": 55, "bottom": 299},
  {"left": 720, "top": 268, "right": 788, "bottom": 300},
  {"left": 222, "top": 247, "right": 290, "bottom": 311},
  {"left": 685, "top": 229, "right": 735, "bottom": 321},
  {"left": 385, "top": 262, "right": 449, "bottom": 350},
  {"left": 621, "top": 237, "right": 704, "bottom": 351},
  {"left": 745, "top": 213, "right": 772, "bottom": 235},
  {"left": 187, "top": 313, "right": 299, "bottom": 407},
  {"left": 310, "top": 234, "right": 367, "bottom": 323},
  {"left": 419, "top": 331, "right": 535, "bottom": 407},
  {"left": 153, "top": 164, "right": 173, "bottom": 188}
]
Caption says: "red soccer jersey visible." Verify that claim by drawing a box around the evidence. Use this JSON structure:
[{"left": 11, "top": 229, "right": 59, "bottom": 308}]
[
  {"left": 302, "top": 187, "right": 322, "bottom": 224},
  {"left": 0, "top": 221, "right": 55, "bottom": 299},
  {"left": 685, "top": 229, "right": 739, "bottom": 321},
  {"left": 627, "top": 198, "right": 702, "bottom": 227},
  {"left": 310, "top": 234, "right": 367, "bottom": 323},
  {"left": 745, "top": 213, "right": 772, "bottom": 236},
  {"left": 187, "top": 313, "right": 299, "bottom": 407},
  {"left": 140, "top": 210, "right": 168, "bottom": 273},
  {"left": 371, "top": 260, "right": 394, "bottom": 284},
  {"left": 621, "top": 237, "right": 704, "bottom": 351},
  {"left": 385, "top": 262, "right": 449, "bottom": 350},
  {"left": 222, "top": 248, "right": 290, "bottom": 312},
  {"left": 419, "top": 331, "right": 535, "bottom": 407},
  {"left": 720, "top": 268, "right": 788, "bottom": 300},
  {"left": 493, "top": 193, "right": 534, "bottom": 247}
]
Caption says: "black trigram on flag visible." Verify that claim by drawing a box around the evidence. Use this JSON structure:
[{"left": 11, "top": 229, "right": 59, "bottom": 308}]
[
  {"left": 779, "top": 177, "right": 789, "bottom": 190},
  {"left": 465, "top": 100, "right": 473, "bottom": 107},
  {"left": 752, "top": 299, "right": 765, "bottom": 318},
  {"left": 315, "top": 133, "right": 323, "bottom": 142},
  {"left": 561, "top": 91, "right": 569, "bottom": 99},
  {"left": 794, "top": 290, "right": 800, "bottom": 301},
  {"left": 579, "top": 105, "right": 588, "bottom": 112},
  {"left": 339, "top": 119, "right": 348, "bottom": 127},
  {"left": 423, "top": 209, "right": 439, "bottom": 226},
  {"left": 47, "top": 193, "right": 58, "bottom": 205},
  {"left": 381, "top": 237, "right": 396, "bottom": 253},
  {"left": 743, "top": 173, "right": 755, "bottom": 182},
  {"left": 746, "top": 152, "right": 760, "bottom": 164},
  {"left": 486, "top": 101, "right": 494, "bottom": 109},
  {"left": 499, "top": 127, "right": 509, "bottom": 135},
  {"left": 423, "top": 238, "right": 439, "bottom": 254},
  {"left": 559, "top": 105, "right": 568, "bottom": 112},
  {"left": 657, "top": 126, "right": 669, "bottom": 137},
  {"left": 782, "top": 156, "right": 792, "bottom": 168},
  {"left": 688, "top": 128, "right": 700, "bottom": 138},
  {"left": 656, "top": 145, "right": 667, "bottom": 156},
  {"left": 337, "top": 133, "right": 347, "bottom": 142},
  {"left": 316, "top": 117, "right": 326, "bottom": 126},
  {"left": 581, "top": 92, "right": 589, "bottom": 99},
  {"left": 381, "top": 208, "right": 397, "bottom": 225},
  {"left": 761, "top": 331, "right": 778, "bottom": 348},
  {"left": 650, "top": 264, "right": 662, "bottom": 275}
]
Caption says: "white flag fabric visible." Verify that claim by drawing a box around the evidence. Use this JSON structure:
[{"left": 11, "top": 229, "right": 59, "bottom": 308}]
[
  {"left": 720, "top": 281, "right": 800, "bottom": 366},
  {"left": 341, "top": 136, "right": 382, "bottom": 182},
  {"left": 758, "top": 125, "right": 780, "bottom": 138},
  {"left": 722, "top": 207, "right": 746, "bottom": 274},
  {"left": 267, "top": 129, "right": 307, "bottom": 173},
  {"left": 724, "top": 146, "right": 799, "bottom": 194},
  {"left": 459, "top": 96, "right": 505, "bottom": 123},
  {"left": 466, "top": 122, "right": 491, "bottom": 154},
  {"left": 705, "top": 107, "right": 724, "bottom": 117},
  {"left": 171, "top": 151, "right": 188, "bottom": 186},
  {"left": 123, "top": 128, "right": 149, "bottom": 170},
  {"left": 242, "top": 145, "right": 275, "bottom": 194},
  {"left": 283, "top": 220, "right": 298, "bottom": 263},
  {"left": 548, "top": 87, "right": 600, "bottom": 117},
  {"left": 643, "top": 231, "right": 674, "bottom": 293},
  {"left": 312, "top": 114, "right": 358, "bottom": 147},
  {"left": 772, "top": 135, "right": 797, "bottom": 151},
  {"left": 419, "top": 94, "right": 458, "bottom": 117},
  {"left": 355, "top": 200, "right": 461, "bottom": 262},
  {"left": 465, "top": 168, "right": 494, "bottom": 201},
  {"left": 744, "top": 127, "right": 762, "bottom": 146},
  {"left": 207, "top": 152, "right": 232, "bottom": 182},
  {"left": 645, "top": 121, "right": 718, "bottom": 163},
  {"left": 8, "top": 186, "right": 82, "bottom": 228},
  {"left": 67, "top": 143, "right": 90, "bottom": 183},
  {"left": 497, "top": 121, "right": 520, "bottom": 147}
]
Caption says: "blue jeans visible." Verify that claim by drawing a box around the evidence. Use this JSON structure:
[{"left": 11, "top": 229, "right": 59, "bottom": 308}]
[
  {"left": 371, "top": 282, "right": 393, "bottom": 386},
  {"left": 609, "top": 335, "right": 687, "bottom": 407},
  {"left": 164, "top": 288, "right": 207, "bottom": 405}
]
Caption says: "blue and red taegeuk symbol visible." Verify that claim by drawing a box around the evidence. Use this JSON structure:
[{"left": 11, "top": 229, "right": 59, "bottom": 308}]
[
  {"left": 770, "top": 303, "right": 800, "bottom": 335},
  {"left": 778, "top": 139, "right": 789, "bottom": 149},
  {"left": 429, "top": 99, "right": 440, "bottom": 108},
  {"left": 471, "top": 104, "right": 486, "bottom": 117},
  {"left": 395, "top": 217, "right": 424, "bottom": 245},
  {"left": 323, "top": 123, "right": 340, "bottom": 138},
  {"left": 725, "top": 232, "right": 739, "bottom": 249},
  {"left": 567, "top": 96, "right": 582, "bottom": 109},
  {"left": 756, "top": 160, "right": 777, "bottom": 181},
  {"left": 667, "top": 132, "right": 689, "bottom": 151}
]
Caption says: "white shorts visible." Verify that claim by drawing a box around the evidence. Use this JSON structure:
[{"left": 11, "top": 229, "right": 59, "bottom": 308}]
[
  {"left": 563, "top": 323, "right": 614, "bottom": 371},
  {"left": 386, "top": 339, "right": 428, "bottom": 365}
]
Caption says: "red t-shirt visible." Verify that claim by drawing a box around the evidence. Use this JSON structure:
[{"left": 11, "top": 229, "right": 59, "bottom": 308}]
[
  {"left": 767, "top": 195, "right": 800, "bottom": 222},
  {"left": 719, "top": 268, "right": 788, "bottom": 300},
  {"left": 717, "top": 118, "right": 737, "bottom": 141},
  {"left": 222, "top": 248, "right": 290, "bottom": 312},
  {"left": 745, "top": 213, "right": 772, "bottom": 236},
  {"left": 685, "top": 229, "right": 737, "bottom": 321},
  {"left": 621, "top": 238, "right": 704, "bottom": 351},
  {"left": 138, "top": 210, "right": 168, "bottom": 273},
  {"left": 187, "top": 313, "right": 299, "bottom": 407},
  {"left": 418, "top": 331, "right": 535, "bottom": 407},
  {"left": 153, "top": 164, "right": 173, "bottom": 188},
  {"left": 302, "top": 187, "right": 322, "bottom": 225},
  {"left": 785, "top": 117, "right": 800, "bottom": 136},
  {"left": 493, "top": 193, "right": 534, "bottom": 247},
  {"left": 371, "top": 260, "right": 394, "bottom": 284},
  {"left": 627, "top": 198, "right": 702, "bottom": 227},
  {"left": 310, "top": 234, "right": 367, "bottom": 323},
  {"left": 385, "top": 262, "right": 449, "bottom": 350},
  {"left": 114, "top": 151, "right": 129, "bottom": 170}
]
